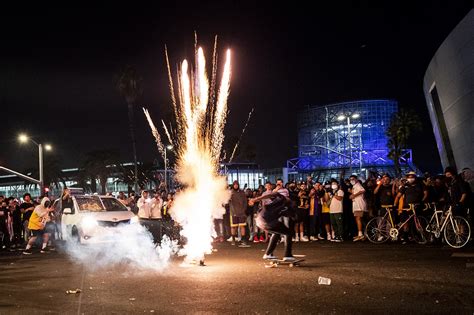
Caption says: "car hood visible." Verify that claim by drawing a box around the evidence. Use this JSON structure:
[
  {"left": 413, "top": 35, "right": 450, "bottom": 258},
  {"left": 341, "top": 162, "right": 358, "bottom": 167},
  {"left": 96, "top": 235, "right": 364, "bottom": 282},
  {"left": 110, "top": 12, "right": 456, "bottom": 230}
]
[{"left": 82, "top": 211, "right": 134, "bottom": 222}]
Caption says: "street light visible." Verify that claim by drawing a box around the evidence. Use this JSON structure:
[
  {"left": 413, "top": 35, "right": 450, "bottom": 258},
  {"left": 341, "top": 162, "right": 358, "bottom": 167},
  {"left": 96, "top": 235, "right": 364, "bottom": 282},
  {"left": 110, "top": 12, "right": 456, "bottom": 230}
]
[
  {"left": 164, "top": 145, "right": 173, "bottom": 191},
  {"left": 18, "top": 133, "right": 52, "bottom": 195}
]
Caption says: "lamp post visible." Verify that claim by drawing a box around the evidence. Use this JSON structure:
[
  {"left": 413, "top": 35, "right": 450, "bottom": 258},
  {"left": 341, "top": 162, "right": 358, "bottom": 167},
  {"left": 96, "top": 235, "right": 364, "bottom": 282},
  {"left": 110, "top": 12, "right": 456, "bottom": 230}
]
[
  {"left": 164, "top": 145, "right": 173, "bottom": 191},
  {"left": 337, "top": 113, "right": 360, "bottom": 174},
  {"left": 18, "top": 134, "right": 52, "bottom": 195}
]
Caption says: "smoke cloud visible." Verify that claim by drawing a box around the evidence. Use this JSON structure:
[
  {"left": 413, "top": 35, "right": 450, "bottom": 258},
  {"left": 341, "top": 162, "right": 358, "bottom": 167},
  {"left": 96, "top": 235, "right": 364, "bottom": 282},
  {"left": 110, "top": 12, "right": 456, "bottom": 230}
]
[{"left": 64, "top": 223, "right": 179, "bottom": 272}]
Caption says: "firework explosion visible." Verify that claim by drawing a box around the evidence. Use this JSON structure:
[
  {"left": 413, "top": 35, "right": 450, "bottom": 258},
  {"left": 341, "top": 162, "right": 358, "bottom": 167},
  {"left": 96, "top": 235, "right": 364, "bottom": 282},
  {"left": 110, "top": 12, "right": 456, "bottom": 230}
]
[{"left": 145, "top": 40, "right": 232, "bottom": 263}]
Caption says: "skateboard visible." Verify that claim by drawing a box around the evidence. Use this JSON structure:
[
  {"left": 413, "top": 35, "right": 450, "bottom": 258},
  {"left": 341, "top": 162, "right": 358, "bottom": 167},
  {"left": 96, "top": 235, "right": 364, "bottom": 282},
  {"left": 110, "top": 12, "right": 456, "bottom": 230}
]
[{"left": 265, "top": 258, "right": 305, "bottom": 268}]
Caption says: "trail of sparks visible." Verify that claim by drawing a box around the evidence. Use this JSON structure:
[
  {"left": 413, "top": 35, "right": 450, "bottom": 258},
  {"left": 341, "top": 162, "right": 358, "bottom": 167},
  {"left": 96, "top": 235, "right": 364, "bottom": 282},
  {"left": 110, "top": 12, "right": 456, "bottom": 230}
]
[
  {"left": 229, "top": 107, "right": 254, "bottom": 163},
  {"left": 145, "top": 41, "right": 232, "bottom": 263},
  {"left": 211, "top": 49, "right": 231, "bottom": 165},
  {"left": 161, "top": 119, "right": 174, "bottom": 145},
  {"left": 143, "top": 108, "right": 165, "bottom": 160}
]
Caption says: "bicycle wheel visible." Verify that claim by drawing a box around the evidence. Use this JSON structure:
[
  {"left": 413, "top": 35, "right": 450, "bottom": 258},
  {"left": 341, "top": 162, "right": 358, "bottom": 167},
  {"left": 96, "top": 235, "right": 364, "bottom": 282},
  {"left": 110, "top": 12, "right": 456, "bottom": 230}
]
[
  {"left": 411, "top": 216, "right": 428, "bottom": 244},
  {"left": 444, "top": 216, "right": 471, "bottom": 249},
  {"left": 365, "top": 217, "right": 391, "bottom": 244}
]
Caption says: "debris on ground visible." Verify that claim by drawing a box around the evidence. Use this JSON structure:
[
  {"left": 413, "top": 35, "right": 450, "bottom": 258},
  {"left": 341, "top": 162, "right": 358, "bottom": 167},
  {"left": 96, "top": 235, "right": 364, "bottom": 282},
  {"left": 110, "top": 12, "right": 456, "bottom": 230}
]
[
  {"left": 318, "top": 276, "right": 331, "bottom": 285},
  {"left": 66, "top": 289, "right": 82, "bottom": 294},
  {"left": 129, "top": 298, "right": 136, "bottom": 301}
]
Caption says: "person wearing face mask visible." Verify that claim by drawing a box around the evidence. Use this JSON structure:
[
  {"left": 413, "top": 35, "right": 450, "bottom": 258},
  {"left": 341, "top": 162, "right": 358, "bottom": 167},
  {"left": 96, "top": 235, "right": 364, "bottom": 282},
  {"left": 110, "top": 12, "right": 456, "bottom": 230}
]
[
  {"left": 394, "top": 171, "right": 428, "bottom": 243},
  {"left": 349, "top": 175, "right": 367, "bottom": 241},
  {"left": 327, "top": 180, "right": 344, "bottom": 242},
  {"left": 321, "top": 182, "right": 333, "bottom": 240},
  {"left": 444, "top": 166, "right": 470, "bottom": 218}
]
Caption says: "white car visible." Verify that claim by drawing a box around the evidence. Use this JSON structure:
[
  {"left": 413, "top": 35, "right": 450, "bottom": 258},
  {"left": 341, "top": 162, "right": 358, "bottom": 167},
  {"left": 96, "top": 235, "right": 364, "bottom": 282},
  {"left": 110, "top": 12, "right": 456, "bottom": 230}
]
[{"left": 53, "top": 195, "right": 138, "bottom": 244}]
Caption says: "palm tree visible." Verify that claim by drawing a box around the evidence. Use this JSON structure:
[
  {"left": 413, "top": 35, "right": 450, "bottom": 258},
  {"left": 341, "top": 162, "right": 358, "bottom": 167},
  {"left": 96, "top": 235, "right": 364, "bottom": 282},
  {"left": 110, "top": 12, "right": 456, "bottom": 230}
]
[
  {"left": 116, "top": 162, "right": 158, "bottom": 192},
  {"left": 386, "top": 109, "right": 422, "bottom": 176},
  {"left": 116, "top": 65, "right": 143, "bottom": 192},
  {"left": 82, "top": 149, "right": 120, "bottom": 194}
]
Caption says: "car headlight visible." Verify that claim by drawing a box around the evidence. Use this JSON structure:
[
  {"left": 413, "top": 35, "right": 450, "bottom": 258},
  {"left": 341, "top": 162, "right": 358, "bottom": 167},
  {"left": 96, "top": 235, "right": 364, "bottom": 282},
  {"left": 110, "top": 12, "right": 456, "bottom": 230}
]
[
  {"left": 130, "top": 216, "right": 139, "bottom": 224},
  {"left": 82, "top": 217, "right": 98, "bottom": 229}
]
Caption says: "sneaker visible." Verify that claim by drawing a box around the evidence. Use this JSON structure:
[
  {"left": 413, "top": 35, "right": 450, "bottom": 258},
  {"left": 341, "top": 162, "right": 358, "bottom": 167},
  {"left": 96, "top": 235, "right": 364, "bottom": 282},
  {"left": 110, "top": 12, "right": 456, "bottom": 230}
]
[
  {"left": 310, "top": 236, "right": 318, "bottom": 241},
  {"left": 283, "top": 256, "right": 296, "bottom": 262},
  {"left": 333, "top": 238, "right": 343, "bottom": 243},
  {"left": 262, "top": 254, "right": 277, "bottom": 260},
  {"left": 353, "top": 235, "right": 363, "bottom": 242},
  {"left": 40, "top": 247, "right": 50, "bottom": 254},
  {"left": 317, "top": 234, "right": 324, "bottom": 240},
  {"left": 22, "top": 249, "right": 33, "bottom": 255},
  {"left": 227, "top": 236, "right": 233, "bottom": 242},
  {"left": 259, "top": 235, "right": 265, "bottom": 242},
  {"left": 300, "top": 236, "right": 309, "bottom": 242},
  {"left": 249, "top": 236, "right": 253, "bottom": 242},
  {"left": 253, "top": 236, "right": 260, "bottom": 243},
  {"left": 294, "top": 236, "right": 300, "bottom": 242}
]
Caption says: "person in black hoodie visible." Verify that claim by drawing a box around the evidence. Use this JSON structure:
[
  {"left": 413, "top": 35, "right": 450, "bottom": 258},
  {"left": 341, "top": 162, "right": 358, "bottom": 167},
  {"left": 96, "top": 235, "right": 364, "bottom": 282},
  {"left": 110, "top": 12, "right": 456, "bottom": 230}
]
[{"left": 250, "top": 187, "right": 297, "bottom": 262}]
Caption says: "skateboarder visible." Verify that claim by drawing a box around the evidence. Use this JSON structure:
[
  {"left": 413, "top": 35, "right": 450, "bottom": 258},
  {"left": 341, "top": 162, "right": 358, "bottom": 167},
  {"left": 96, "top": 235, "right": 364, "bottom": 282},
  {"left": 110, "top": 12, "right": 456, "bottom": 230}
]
[{"left": 249, "top": 188, "right": 297, "bottom": 262}]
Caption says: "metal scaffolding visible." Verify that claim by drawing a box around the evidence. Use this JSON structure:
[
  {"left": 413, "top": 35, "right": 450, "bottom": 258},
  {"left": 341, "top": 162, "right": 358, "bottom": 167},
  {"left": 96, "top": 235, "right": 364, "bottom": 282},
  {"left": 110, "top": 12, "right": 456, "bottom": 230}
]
[{"left": 287, "top": 100, "right": 411, "bottom": 176}]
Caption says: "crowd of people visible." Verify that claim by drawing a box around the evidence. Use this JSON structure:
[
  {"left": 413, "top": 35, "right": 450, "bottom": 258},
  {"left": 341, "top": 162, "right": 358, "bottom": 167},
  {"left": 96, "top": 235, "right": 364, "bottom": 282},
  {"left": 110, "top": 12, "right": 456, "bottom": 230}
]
[
  {"left": 216, "top": 166, "right": 473, "bottom": 247},
  {"left": 0, "top": 166, "right": 472, "bottom": 254}
]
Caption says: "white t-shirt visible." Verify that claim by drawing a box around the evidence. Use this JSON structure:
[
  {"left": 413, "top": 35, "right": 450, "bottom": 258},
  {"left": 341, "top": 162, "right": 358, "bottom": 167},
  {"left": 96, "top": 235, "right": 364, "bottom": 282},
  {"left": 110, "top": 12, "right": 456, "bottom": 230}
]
[
  {"left": 352, "top": 183, "right": 367, "bottom": 212},
  {"left": 329, "top": 190, "right": 344, "bottom": 214},
  {"left": 137, "top": 197, "right": 152, "bottom": 218},
  {"left": 275, "top": 187, "right": 289, "bottom": 198},
  {"left": 149, "top": 198, "right": 163, "bottom": 219}
]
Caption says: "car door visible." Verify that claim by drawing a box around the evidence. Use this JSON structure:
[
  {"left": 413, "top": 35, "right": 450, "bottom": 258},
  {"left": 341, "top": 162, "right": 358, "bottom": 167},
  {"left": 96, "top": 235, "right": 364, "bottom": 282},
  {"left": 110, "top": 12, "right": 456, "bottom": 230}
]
[{"left": 61, "top": 197, "right": 77, "bottom": 240}]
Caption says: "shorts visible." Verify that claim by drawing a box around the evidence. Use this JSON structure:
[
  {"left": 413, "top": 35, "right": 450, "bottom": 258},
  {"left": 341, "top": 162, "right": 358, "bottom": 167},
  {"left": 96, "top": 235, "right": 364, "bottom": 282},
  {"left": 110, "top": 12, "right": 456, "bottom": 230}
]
[
  {"left": 321, "top": 213, "right": 330, "bottom": 225},
  {"left": 296, "top": 208, "right": 309, "bottom": 223},
  {"left": 230, "top": 215, "right": 247, "bottom": 227},
  {"left": 353, "top": 211, "right": 365, "bottom": 217},
  {"left": 31, "top": 229, "right": 45, "bottom": 237}
]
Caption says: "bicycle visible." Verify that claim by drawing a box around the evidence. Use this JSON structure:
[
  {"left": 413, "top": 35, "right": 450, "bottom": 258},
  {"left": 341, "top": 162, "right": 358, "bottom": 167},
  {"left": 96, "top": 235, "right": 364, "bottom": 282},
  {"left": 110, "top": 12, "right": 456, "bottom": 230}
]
[
  {"left": 365, "top": 204, "right": 428, "bottom": 244},
  {"left": 425, "top": 203, "right": 471, "bottom": 249}
]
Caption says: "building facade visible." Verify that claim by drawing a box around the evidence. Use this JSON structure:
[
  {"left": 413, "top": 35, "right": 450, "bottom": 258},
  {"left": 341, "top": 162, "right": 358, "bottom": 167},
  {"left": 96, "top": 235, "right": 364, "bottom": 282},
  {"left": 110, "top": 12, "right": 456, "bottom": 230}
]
[
  {"left": 423, "top": 9, "right": 474, "bottom": 172},
  {"left": 287, "top": 99, "right": 414, "bottom": 182}
]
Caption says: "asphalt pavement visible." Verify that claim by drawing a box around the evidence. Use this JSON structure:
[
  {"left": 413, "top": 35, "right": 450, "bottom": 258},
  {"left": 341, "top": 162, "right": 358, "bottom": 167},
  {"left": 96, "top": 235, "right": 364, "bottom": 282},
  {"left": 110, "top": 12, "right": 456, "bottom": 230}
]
[{"left": 1, "top": 240, "right": 473, "bottom": 314}]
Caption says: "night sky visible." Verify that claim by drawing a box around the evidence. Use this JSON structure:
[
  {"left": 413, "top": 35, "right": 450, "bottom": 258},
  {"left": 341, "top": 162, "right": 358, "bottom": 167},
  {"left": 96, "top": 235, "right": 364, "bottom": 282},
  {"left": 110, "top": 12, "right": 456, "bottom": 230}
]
[{"left": 1, "top": 2, "right": 472, "bottom": 175}]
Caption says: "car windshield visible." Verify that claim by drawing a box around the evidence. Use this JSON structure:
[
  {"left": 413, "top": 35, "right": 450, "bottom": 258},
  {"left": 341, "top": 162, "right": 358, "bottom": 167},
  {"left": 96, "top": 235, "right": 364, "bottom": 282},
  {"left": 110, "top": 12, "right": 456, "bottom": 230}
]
[
  {"left": 101, "top": 197, "right": 128, "bottom": 212},
  {"left": 75, "top": 196, "right": 105, "bottom": 212}
]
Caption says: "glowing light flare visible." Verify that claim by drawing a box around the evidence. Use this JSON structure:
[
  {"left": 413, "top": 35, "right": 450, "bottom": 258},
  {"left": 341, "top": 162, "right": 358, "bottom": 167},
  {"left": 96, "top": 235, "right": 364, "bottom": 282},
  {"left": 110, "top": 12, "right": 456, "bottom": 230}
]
[
  {"left": 212, "top": 49, "right": 231, "bottom": 162},
  {"left": 145, "top": 42, "right": 232, "bottom": 264},
  {"left": 197, "top": 47, "right": 209, "bottom": 114}
]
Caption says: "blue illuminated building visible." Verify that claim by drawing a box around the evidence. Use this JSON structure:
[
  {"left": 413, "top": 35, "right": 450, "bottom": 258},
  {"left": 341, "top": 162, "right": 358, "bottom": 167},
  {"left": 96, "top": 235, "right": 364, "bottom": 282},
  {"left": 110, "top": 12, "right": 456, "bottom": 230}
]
[{"left": 287, "top": 100, "right": 416, "bottom": 181}]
